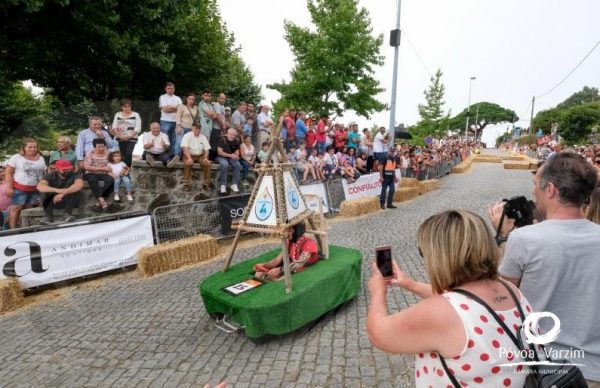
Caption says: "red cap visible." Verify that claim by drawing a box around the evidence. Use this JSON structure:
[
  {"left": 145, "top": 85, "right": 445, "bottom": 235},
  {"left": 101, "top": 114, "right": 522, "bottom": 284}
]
[{"left": 55, "top": 160, "right": 73, "bottom": 170}]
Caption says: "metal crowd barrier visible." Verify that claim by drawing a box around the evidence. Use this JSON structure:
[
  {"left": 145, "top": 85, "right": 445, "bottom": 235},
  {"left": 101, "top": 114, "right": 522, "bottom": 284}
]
[
  {"left": 152, "top": 194, "right": 250, "bottom": 244},
  {"left": 150, "top": 152, "right": 471, "bottom": 243}
]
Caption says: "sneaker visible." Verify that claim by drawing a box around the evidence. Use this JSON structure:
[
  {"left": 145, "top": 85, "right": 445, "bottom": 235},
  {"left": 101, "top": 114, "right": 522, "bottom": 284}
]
[
  {"left": 231, "top": 184, "right": 239, "bottom": 193},
  {"left": 126, "top": 194, "right": 134, "bottom": 202},
  {"left": 387, "top": 205, "right": 397, "bottom": 209},
  {"left": 64, "top": 215, "right": 77, "bottom": 222},
  {"left": 114, "top": 193, "right": 120, "bottom": 202},
  {"left": 220, "top": 185, "right": 227, "bottom": 194},
  {"left": 39, "top": 216, "right": 54, "bottom": 225},
  {"left": 167, "top": 155, "right": 180, "bottom": 168},
  {"left": 380, "top": 205, "right": 385, "bottom": 210},
  {"left": 145, "top": 153, "right": 156, "bottom": 166}
]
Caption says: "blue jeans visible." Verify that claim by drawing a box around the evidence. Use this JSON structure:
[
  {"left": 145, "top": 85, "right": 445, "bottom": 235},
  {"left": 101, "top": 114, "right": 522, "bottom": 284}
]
[
  {"left": 216, "top": 157, "right": 241, "bottom": 186},
  {"left": 160, "top": 120, "right": 177, "bottom": 156},
  {"left": 380, "top": 176, "right": 395, "bottom": 207},
  {"left": 173, "top": 127, "right": 191, "bottom": 157},
  {"left": 317, "top": 142, "right": 327, "bottom": 154},
  {"left": 240, "top": 159, "right": 251, "bottom": 179},
  {"left": 114, "top": 176, "right": 132, "bottom": 193}
]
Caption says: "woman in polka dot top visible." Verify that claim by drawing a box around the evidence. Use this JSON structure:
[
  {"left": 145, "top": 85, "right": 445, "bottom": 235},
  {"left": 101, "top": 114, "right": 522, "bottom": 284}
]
[{"left": 367, "top": 210, "right": 532, "bottom": 387}]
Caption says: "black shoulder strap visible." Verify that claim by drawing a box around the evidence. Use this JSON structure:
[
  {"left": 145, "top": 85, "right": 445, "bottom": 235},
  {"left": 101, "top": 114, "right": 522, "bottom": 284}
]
[{"left": 451, "top": 286, "right": 521, "bottom": 350}]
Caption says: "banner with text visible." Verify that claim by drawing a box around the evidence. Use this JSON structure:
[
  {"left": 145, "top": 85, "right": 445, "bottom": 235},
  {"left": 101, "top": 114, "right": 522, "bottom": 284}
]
[
  {"left": 341, "top": 171, "right": 402, "bottom": 201},
  {"left": 299, "top": 183, "right": 330, "bottom": 214},
  {"left": 0, "top": 215, "right": 154, "bottom": 288}
]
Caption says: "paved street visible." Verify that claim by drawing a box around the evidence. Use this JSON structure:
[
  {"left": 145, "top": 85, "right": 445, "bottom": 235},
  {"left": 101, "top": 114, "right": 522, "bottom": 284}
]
[{"left": 0, "top": 151, "right": 534, "bottom": 387}]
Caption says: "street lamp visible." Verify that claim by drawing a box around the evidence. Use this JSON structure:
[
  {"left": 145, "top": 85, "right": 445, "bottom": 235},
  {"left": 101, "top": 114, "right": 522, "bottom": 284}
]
[{"left": 464, "top": 76, "right": 476, "bottom": 141}]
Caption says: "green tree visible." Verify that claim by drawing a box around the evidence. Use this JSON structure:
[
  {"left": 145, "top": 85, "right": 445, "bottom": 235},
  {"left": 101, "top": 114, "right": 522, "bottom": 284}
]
[
  {"left": 449, "top": 102, "right": 517, "bottom": 141},
  {"left": 557, "top": 103, "right": 600, "bottom": 144},
  {"left": 418, "top": 69, "right": 446, "bottom": 123},
  {"left": 0, "top": 0, "right": 261, "bottom": 107},
  {"left": 532, "top": 107, "right": 563, "bottom": 133},
  {"left": 557, "top": 86, "right": 599, "bottom": 109},
  {"left": 268, "top": 0, "right": 386, "bottom": 119},
  {"left": 495, "top": 131, "right": 512, "bottom": 147}
]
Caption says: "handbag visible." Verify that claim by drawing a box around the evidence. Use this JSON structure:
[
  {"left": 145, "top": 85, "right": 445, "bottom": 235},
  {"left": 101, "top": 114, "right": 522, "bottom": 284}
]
[{"left": 439, "top": 280, "right": 587, "bottom": 388}]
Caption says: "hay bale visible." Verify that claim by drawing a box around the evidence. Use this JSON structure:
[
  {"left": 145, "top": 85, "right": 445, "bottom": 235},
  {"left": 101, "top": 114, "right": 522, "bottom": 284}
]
[
  {"left": 393, "top": 187, "right": 419, "bottom": 202},
  {"left": 400, "top": 178, "right": 419, "bottom": 188},
  {"left": 0, "top": 278, "right": 23, "bottom": 314},
  {"left": 502, "top": 155, "right": 525, "bottom": 161},
  {"left": 417, "top": 179, "right": 440, "bottom": 195},
  {"left": 503, "top": 162, "right": 533, "bottom": 170},
  {"left": 473, "top": 155, "right": 502, "bottom": 163},
  {"left": 138, "top": 234, "right": 218, "bottom": 277},
  {"left": 339, "top": 197, "right": 381, "bottom": 217},
  {"left": 452, "top": 163, "right": 470, "bottom": 173}
]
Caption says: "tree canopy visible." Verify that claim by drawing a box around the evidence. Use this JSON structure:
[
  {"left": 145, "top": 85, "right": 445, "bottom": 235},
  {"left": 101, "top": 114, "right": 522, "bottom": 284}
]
[
  {"left": 557, "top": 103, "right": 600, "bottom": 144},
  {"left": 267, "top": 0, "right": 386, "bottom": 119},
  {"left": 556, "top": 86, "right": 599, "bottom": 109},
  {"left": 0, "top": 0, "right": 261, "bottom": 152},
  {"left": 449, "top": 102, "right": 517, "bottom": 141}
]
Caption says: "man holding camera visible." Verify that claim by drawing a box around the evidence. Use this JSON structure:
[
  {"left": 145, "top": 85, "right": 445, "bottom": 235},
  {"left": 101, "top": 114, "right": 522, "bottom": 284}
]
[{"left": 490, "top": 152, "right": 600, "bottom": 385}]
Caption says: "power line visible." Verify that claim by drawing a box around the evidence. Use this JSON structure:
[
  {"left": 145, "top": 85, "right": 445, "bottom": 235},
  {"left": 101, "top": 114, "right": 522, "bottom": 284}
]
[
  {"left": 401, "top": 28, "right": 462, "bottom": 109},
  {"left": 536, "top": 39, "right": 600, "bottom": 99}
]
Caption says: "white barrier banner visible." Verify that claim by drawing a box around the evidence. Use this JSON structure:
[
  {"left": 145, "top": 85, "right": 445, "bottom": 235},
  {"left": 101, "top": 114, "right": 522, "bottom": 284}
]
[
  {"left": 0, "top": 215, "right": 154, "bottom": 288},
  {"left": 299, "top": 183, "right": 330, "bottom": 213},
  {"left": 341, "top": 171, "right": 402, "bottom": 201}
]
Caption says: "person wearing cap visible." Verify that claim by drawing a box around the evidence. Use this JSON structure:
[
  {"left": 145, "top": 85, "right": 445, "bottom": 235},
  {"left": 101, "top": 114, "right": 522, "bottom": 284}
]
[{"left": 37, "top": 159, "right": 84, "bottom": 224}]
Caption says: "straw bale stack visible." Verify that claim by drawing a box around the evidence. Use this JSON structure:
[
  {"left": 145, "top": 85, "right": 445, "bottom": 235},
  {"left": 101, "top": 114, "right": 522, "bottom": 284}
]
[
  {"left": 452, "top": 157, "right": 473, "bottom": 173},
  {"left": 503, "top": 162, "right": 533, "bottom": 170},
  {"left": 473, "top": 155, "right": 502, "bottom": 163},
  {"left": 393, "top": 187, "right": 419, "bottom": 202},
  {"left": 417, "top": 179, "right": 440, "bottom": 195},
  {"left": 502, "top": 155, "right": 525, "bottom": 161},
  {"left": 339, "top": 197, "right": 381, "bottom": 217},
  {"left": 0, "top": 278, "right": 23, "bottom": 314},
  {"left": 400, "top": 178, "right": 419, "bottom": 188},
  {"left": 138, "top": 234, "right": 218, "bottom": 277}
]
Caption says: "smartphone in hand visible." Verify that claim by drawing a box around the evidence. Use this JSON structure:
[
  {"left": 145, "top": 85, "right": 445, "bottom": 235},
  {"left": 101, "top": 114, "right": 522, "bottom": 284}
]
[{"left": 375, "top": 245, "right": 393, "bottom": 279}]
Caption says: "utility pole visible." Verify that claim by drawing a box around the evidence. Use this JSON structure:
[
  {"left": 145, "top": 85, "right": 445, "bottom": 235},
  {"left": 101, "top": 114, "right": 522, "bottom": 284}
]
[
  {"left": 529, "top": 96, "right": 536, "bottom": 135},
  {"left": 388, "top": 0, "right": 402, "bottom": 149},
  {"left": 474, "top": 103, "right": 480, "bottom": 141},
  {"left": 464, "top": 76, "right": 476, "bottom": 141}
]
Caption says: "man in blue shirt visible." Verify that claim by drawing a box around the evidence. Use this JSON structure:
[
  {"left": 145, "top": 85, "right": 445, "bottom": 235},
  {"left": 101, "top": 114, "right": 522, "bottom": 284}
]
[
  {"left": 75, "top": 116, "right": 117, "bottom": 168},
  {"left": 295, "top": 111, "right": 308, "bottom": 146}
]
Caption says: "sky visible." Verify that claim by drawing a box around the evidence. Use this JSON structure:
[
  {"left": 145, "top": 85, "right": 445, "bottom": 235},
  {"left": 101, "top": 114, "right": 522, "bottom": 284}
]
[{"left": 217, "top": 0, "right": 600, "bottom": 146}]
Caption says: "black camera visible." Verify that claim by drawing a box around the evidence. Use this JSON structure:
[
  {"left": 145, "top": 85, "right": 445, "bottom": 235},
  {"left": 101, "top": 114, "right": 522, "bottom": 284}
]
[{"left": 503, "top": 195, "right": 535, "bottom": 228}]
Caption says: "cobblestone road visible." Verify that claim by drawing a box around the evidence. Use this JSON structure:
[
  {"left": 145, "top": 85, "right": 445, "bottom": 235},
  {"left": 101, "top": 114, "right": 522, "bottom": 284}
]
[{"left": 0, "top": 151, "right": 535, "bottom": 387}]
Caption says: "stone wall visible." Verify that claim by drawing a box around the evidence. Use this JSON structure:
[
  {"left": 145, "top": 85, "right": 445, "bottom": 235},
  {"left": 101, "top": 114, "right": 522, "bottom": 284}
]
[
  {"left": 20, "top": 161, "right": 257, "bottom": 227},
  {"left": 130, "top": 160, "right": 257, "bottom": 213}
]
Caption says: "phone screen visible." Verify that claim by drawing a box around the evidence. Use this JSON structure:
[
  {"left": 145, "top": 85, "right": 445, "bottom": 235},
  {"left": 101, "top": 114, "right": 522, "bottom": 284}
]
[{"left": 376, "top": 246, "right": 393, "bottom": 278}]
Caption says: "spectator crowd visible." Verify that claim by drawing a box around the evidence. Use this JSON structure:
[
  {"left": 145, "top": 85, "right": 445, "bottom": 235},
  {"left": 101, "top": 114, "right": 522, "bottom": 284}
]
[{"left": 0, "top": 81, "right": 540, "bottom": 231}]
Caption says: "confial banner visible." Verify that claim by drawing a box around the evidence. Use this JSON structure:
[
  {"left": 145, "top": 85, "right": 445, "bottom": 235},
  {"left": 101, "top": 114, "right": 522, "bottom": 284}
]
[
  {"left": 0, "top": 215, "right": 154, "bottom": 288},
  {"left": 341, "top": 171, "right": 402, "bottom": 201}
]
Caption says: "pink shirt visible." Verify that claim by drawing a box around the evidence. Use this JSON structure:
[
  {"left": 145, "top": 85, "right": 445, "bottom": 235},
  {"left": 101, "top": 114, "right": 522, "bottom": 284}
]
[{"left": 0, "top": 182, "right": 11, "bottom": 211}]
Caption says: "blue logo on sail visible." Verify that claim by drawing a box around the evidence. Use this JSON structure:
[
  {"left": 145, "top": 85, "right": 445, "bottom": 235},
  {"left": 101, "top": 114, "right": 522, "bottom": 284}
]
[
  {"left": 288, "top": 184, "right": 300, "bottom": 209},
  {"left": 255, "top": 189, "right": 274, "bottom": 221}
]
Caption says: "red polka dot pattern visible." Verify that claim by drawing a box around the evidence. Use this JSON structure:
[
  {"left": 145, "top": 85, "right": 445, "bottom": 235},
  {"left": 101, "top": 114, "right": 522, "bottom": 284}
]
[
  {"left": 460, "top": 303, "right": 469, "bottom": 310},
  {"left": 474, "top": 376, "right": 484, "bottom": 383},
  {"left": 491, "top": 366, "right": 501, "bottom": 374},
  {"left": 503, "top": 378, "right": 512, "bottom": 386},
  {"left": 492, "top": 340, "right": 500, "bottom": 348},
  {"left": 461, "top": 364, "right": 471, "bottom": 371},
  {"left": 474, "top": 326, "right": 483, "bottom": 335},
  {"left": 480, "top": 315, "right": 488, "bottom": 323},
  {"left": 480, "top": 353, "right": 489, "bottom": 361}
]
